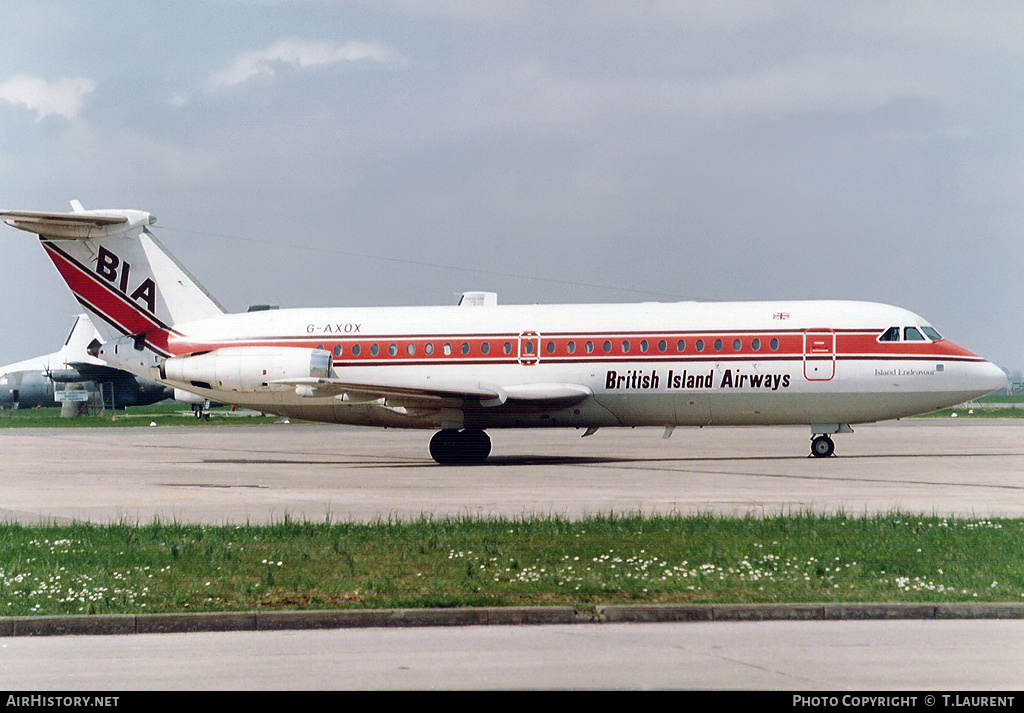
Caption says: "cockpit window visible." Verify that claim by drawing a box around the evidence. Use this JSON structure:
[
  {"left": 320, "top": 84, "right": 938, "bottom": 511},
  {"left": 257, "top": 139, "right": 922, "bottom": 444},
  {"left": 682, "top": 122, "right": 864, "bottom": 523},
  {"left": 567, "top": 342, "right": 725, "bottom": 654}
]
[
  {"left": 903, "top": 326, "right": 926, "bottom": 341},
  {"left": 879, "top": 327, "right": 900, "bottom": 342},
  {"left": 922, "top": 326, "right": 942, "bottom": 341}
]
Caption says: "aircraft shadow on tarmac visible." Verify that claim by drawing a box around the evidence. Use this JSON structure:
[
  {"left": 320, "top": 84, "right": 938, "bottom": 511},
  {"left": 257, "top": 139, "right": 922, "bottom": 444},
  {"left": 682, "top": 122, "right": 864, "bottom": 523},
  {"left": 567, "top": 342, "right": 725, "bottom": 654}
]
[{"left": 201, "top": 450, "right": 1024, "bottom": 468}]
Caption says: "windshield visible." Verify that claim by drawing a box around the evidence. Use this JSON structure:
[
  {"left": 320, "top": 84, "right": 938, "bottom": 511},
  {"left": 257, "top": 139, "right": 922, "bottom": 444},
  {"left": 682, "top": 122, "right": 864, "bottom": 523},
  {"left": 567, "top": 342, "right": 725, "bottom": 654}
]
[
  {"left": 878, "top": 325, "right": 943, "bottom": 342},
  {"left": 879, "top": 326, "right": 900, "bottom": 342}
]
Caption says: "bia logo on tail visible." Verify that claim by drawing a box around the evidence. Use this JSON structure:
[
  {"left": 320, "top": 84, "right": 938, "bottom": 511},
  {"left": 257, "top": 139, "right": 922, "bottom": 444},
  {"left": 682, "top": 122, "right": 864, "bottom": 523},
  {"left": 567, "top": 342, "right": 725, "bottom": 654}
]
[
  {"left": 0, "top": 203, "right": 224, "bottom": 346},
  {"left": 95, "top": 246, "right": 156, "bottom": 313}
]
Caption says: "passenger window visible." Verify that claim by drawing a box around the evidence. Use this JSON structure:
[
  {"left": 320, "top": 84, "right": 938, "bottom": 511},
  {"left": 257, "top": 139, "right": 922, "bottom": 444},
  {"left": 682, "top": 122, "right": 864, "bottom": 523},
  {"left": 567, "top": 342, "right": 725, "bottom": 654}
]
[
  {"left": 733, "top": 339, "right": 742, "bottom": 352},
  {"left": 389, "top": 343, "right": 398, "bottom": 356},
  {"left": 425, "top": 343, "right": 434, "bottom": 356},
  {"left": 462, "top": 342, "right": 471, "bottom": 355},
  {"left": 333, "top": 344, "right": 343, "bottom": 357},
  {"left": 769, "top": 338, "right": 779, "bottom": 351},
  {"left": 603, "top": 340, "right": 612, "bottom": 353},
  {"left": 482, "top": 342, "right": 491, "bottom": 355},
  {"left": 352, "top": 344, "right": 361, "bottom": 356},
  {"left": 502, "top": 342, "right": 511, "bottom": 355},
  {"left": 546, "top": 341, "right": 555, "bottom": 355},
  {"left": 695, "top": 339, "right": 705, "bottom": 352},
  {"left": 714, "top": 339, "right": 723, "bottom": 352},
  {"left": 621, "top": 340, "right": 631, "bottom": 353},
  {"left": 444, "top": 343, "right": 453, "bottom": 356},
  {"left": 567, "top": 341, "right": 576, "bottom": 354},
  {"left": 676, "top": 340, "right": 685, "bottom": 352},
  {"left": 658, "top": 340, "right": 667, "bottom": 353},
  {"left": 585, "top": 341, "right": 594, "bottom": 353},
  {"left": 640, "top": 340, "right": 649, "bottom": 353},
  {"left": 904, "top": 327, "right": 925, "bottom": 341},
  {"left": 879, "top": 327, "right": 900, "bottom": 342},
  {"left": 370, "top": 343, "right": 380, "bottom": 356},
  {"left": 407, "top": 343, "right": 416, "bottom": 356},
  {"left": 751, "top": 339, "right": 761, "bottom": 351}
]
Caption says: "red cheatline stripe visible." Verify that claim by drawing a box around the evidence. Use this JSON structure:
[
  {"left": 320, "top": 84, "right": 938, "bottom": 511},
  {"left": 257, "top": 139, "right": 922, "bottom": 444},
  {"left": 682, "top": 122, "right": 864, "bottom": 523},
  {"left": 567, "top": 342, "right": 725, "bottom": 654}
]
[
  {"left": 70, "top": 293, "right": 172, "bottom": 357},
  {"left": 42, "top": 243, "right": 174, "bottom": 356},
  {"left": 168, "top": 336, "right": 985, "bottom": 366},
  {"left": 43, "top": 242, "right": 170, "bottom": 333},
  {"left": 171, "top": 332, "right": 978, "bottom": 361}
]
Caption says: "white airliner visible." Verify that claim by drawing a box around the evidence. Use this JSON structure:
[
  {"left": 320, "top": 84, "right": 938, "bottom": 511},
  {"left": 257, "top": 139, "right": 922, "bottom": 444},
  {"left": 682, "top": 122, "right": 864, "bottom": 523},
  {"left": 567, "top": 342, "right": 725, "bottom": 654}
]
[
  {"left": 1, "top": 203, "right": 1007, "bottom": 463},
  {"left": 0, "top": 312, "right": 171, "bottom": 409}
]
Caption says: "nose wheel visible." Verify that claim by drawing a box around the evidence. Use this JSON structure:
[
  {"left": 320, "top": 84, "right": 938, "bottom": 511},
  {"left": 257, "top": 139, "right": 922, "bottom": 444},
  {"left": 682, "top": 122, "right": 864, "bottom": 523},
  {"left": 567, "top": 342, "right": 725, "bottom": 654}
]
[
  {"left": 810, "top": 434, "right": 835, "bottom": 458},
  {"left": 429, "top": 428, "right": 491, "bottom": 464}
]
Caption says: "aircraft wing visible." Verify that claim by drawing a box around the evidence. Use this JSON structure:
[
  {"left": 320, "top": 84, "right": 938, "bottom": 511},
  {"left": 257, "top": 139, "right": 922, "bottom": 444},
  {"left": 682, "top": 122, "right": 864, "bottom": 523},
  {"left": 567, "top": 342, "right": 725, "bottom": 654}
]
[
  {"left": 59, "top": 362, "right": 140, "bottom": 382},
  {"left": 274, "top": 376, "right": 592, "bottom": 408}
]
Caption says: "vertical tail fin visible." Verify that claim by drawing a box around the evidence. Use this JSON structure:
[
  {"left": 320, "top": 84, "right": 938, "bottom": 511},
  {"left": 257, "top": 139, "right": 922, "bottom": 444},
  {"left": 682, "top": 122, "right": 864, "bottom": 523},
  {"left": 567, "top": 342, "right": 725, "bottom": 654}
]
[
  {"left": 1, "top": 202, "right": 224, "bottom": 356},
  {"left": 60, "top": 313, "right": 102, "bottom": 356}
]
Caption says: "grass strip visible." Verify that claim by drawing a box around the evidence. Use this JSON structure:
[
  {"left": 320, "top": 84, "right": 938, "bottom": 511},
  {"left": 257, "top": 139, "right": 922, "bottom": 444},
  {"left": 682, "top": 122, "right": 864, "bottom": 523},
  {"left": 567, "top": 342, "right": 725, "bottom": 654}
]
[{"left": 1, "top": 512, "right": 1021, "bottom": 617}]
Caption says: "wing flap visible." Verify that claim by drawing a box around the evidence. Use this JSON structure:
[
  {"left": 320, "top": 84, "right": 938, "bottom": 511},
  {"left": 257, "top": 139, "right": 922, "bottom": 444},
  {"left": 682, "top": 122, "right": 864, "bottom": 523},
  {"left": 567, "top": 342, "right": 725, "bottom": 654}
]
[
  {"left": 502, "top": 383, "right": 593, "bottom": 404},
  {"left": 273, "top": 376, "right": 593, "bottom": 407},
  {"left": 273, "top": 376, "right": 504, "bottom": 405}
]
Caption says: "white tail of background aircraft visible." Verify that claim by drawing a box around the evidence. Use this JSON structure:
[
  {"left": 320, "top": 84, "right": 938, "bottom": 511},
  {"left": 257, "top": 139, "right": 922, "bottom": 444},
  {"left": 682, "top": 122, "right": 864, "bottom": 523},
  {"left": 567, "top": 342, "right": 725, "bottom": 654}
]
[
  {"left": 0, "top": 310, "right": 173, "bottom": 409},
  {"left": 1, "top": 202, "right": 1008, "bottom": 463}
]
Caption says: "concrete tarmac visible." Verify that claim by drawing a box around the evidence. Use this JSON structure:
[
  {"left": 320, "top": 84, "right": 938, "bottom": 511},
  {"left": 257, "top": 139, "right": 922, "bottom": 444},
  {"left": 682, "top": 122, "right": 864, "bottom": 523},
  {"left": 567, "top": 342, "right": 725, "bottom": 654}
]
[
  {"left": 3, "top": 418, "right": 1023, "bottom": 690},
  {"left": 4, "top": 619, "right": 1024, "bottom": 690},
  {"left": 1, "top": 418, "right": 1022, "bottom": 524}
]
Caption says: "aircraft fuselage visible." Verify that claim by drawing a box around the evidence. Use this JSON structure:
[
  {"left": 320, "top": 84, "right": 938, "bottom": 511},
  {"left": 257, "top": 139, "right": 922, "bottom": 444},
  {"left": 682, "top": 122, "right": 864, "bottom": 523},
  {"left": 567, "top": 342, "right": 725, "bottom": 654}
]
[{"left": 148, "top": 299, "right": 1004, "bottom": 431}]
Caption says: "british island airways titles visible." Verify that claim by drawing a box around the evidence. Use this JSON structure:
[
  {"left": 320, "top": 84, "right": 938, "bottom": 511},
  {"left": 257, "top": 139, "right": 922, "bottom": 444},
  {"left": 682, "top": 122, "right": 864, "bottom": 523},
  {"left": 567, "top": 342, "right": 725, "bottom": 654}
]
[{"left": 606, "top": 368, "right": 791, "bottom": 391}]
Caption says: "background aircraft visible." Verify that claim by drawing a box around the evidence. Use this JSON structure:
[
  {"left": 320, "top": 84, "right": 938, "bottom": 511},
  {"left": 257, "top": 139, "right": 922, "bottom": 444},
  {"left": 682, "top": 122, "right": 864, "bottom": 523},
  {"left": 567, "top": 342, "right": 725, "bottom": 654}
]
[{"left": 0, "top": 313, "right": 172, "bottom": 409}]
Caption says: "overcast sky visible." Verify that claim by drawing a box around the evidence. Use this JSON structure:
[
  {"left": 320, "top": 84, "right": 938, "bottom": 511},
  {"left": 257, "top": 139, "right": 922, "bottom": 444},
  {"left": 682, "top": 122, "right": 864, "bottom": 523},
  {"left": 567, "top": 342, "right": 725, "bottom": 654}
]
[{"left": 1, "top": 1, "right": 1021, "bottom": 373}]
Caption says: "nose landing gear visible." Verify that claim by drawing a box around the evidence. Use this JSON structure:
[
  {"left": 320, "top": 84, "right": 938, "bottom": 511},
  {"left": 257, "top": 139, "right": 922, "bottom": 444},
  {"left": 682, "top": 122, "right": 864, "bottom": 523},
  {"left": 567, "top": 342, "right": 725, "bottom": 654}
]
[
  {"left": 429, "top": 428, "right": 491, "bottom": 464},
  {"left": 810, "top": 434, "right": 835, "bottom": 458},
  {"left": 809, "top": 424, "right": 852, "bottom": 458}
]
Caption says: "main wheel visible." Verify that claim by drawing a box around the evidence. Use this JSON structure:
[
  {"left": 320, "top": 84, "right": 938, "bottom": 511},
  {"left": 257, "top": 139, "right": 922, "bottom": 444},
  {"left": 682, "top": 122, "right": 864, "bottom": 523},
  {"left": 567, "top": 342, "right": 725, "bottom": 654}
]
[
  {"left": 460, "top": 428, "right": 491, "bottom": 462},
  {"left": 429, "top": 429, "right": 491, "bottom": 464},
  {"left": 810, "top": 434, "right": 835, "bottom": 458},
  {"left": 429, "top": 429, "right": 459, "bottom": 464}
]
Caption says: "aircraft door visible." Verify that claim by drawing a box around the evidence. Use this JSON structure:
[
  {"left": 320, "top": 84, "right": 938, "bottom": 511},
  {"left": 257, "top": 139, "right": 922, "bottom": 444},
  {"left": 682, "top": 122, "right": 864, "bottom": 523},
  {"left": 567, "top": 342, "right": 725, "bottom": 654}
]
[
  {"left": 517, "top": 331, "right": 540, "bottom": 366},
  {"left": 803, "top": 328, "right": 836, "bottom": 381}
]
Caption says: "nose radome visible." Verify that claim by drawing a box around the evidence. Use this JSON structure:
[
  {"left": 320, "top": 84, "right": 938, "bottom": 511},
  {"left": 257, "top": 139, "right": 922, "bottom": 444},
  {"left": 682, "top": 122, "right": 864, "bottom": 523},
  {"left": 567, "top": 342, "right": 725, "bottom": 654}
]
[{"left": 970, "top": 361, "right": 1007, "bottom": 397}]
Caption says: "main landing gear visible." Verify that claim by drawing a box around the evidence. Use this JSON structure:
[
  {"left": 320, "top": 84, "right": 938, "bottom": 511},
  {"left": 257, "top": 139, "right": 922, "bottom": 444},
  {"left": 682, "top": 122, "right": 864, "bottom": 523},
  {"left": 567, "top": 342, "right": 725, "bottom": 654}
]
[{"left": 429, "top": 428, "right": 491, "bottom": 465}]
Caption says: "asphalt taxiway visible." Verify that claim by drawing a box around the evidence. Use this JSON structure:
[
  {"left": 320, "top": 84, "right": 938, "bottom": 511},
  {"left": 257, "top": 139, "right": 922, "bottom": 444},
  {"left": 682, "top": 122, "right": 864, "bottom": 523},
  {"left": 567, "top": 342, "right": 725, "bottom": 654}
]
[{"left": 1, "top": 418, "right": 1023, "bottom": 524}]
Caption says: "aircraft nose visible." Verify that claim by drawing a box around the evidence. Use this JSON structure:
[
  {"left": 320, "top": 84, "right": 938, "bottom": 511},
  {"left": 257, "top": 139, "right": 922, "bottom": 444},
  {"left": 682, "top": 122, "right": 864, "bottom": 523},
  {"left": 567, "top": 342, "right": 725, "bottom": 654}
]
[{"left": 966, "top": 360, "right": 1007, "bottom": 397}]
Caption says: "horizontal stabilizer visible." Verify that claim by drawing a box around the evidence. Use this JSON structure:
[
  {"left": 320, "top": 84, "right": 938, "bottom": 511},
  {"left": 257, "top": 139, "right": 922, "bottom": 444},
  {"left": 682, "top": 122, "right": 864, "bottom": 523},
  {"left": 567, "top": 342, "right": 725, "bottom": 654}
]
[{"left": 0, "top": 206, "right": 155, "bottom": 240}]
